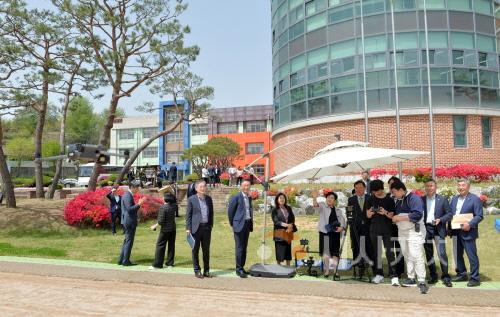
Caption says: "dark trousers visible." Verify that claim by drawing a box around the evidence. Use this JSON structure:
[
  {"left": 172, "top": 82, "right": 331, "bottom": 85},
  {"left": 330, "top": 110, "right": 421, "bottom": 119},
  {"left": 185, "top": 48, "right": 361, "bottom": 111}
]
[
  {"left": 424, "top": 224, "right": 450, "bottom": 279},
  {"left": 119, "top": 225, "right": 136, "bottom": 264},
  {"left": 370, "top": 232, "right": 397, "bottom": 278},
  {"left": 350, "top": 222, "right": 374, "bottom": 272},
  {"left": 192, "top": 223, "right": 211, "bottom": 273},
  {"left": 454, "top": 233, "right": 480, "bottom": 282},
  {"left": 110, "top": 211, "right": 120, "bottom": 234},
  {"left": 392, "top": 225, "right": 405, "bottom": 277},
  {"left": 153, "top": 229, "right": 176, "bottom": 268},
  {"left": 234, "top": 220, "right": 251, "bottom": 271}
]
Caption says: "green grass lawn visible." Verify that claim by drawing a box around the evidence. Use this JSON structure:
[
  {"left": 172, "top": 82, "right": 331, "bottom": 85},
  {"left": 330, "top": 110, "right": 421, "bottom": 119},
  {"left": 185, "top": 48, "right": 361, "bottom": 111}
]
[{"left": 1, "top": 207, "right": 499, "bottom": 281}]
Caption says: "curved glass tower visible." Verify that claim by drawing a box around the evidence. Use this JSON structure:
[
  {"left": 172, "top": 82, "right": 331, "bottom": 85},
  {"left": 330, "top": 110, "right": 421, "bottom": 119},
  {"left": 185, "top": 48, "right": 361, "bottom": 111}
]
[{"left": 271, "top": 0, "right": 500, "bottom": 129}]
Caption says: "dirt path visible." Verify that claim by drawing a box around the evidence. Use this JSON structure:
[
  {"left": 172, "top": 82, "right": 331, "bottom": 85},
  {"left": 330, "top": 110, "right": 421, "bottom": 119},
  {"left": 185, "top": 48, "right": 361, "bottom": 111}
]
[{"left": 1, "top": 272, "right": 499, "bottom": 317}]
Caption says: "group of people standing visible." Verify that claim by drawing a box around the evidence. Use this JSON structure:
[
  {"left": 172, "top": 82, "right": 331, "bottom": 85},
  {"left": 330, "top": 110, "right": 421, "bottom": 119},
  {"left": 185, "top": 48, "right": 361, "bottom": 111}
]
[
  {"left": 346, "top": 175, "right": 483, "bottom": 294},
  {"left": 201, "top": 165, "right": 222, "bottom": 188}
]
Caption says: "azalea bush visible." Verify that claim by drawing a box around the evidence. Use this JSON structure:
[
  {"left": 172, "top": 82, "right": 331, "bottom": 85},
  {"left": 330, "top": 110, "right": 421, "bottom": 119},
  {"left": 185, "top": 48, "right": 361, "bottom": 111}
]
[
  {"left": 371, "top": 165, "right": 500, "bottom": 182},
  {"left": 249, "top": 190, "right": 260, "bottom": 200},
  {"left": 64, "top": 187, "right": 163, "bottom": 228}
]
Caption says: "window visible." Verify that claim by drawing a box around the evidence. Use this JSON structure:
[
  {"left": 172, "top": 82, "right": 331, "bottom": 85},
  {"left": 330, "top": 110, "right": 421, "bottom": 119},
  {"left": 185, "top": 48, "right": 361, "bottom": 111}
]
[
  {"left": 453, "top": 115, "right": 467, "bottom": 148},
  {"left": 392, "top": 69, "right": 421, "bottom": 86},
  {"left": 166, "top": 152, "right": 183, "bottom": 164},
  {"left": 390, "top": 50, "right": 418, "bottom": 67},
  {"left": 481, "top": 88, "right": 500, "bottom": 108},
  {"left": 308, "top": 97, "right": 330, "bottom": 117},
  {"left": 362, "top": 0, "right": 385, "bottom": 14},
  {"left": 253, "top": 164, "right": 265, "bottom": 176},
  {"left": 291, "top": 86, "right": 306, "bottom": 103},
  {"left": 393, "top": 0, "right": 416, "bottom": 10},
  {"left": 448, "top": 0, "right": 471, "bottom": 11},
  {"left": 166, "top": 110, "right": 180, "bottom": 122},
  {"left": 118, "top": 148, "right": 133, "bottom": 156},
  {"left": 365, "top": 71, "right": 389, "bottom": 89},
  {"left": 166, "top": 131, "right": 182, "bottom": 143},
  {"left": 329, "top": 4, "right": 355, "bottom": 23},
  {"left": 290, "top": 54, "right": 306, "bottom": 73},
  {"left": 331, "top": 39, "right": 356, "bottom": 59},
  {"left": 450, "top": 32, "right": 475, "bottom": 49},
  {"left": 391, "top": 32, "right": 418, "bottom": 50},
  {"left": 421, "top": 0, "right": 445, "bottom": 9},
  {"left": 331, "top": 92, "right": 358, "bottom": 114},
  {"left": 290, "top": 70, "right": 306, "bottom": 87},
  {"left": 331, "top": 56, "right": 355, "bottom": 74},
  {"left": 119, "top": 129, "right": 134, "bottom": 140},
  {"left": 142, "top": 128, "right": 157, "bottom": 139},
  {"left": 306, "top": 0, "right": 327, "bottom": 16},
  {"left": 453, "top": 68, "right": 477, "bottom": 85},
  {"left": 289, "top": 20, "right": 305, "bottom": 39},
  {"left": 422, "top": 68, "right": 451, "bottom": 84},
  {"left": 308, "top": 80, "right": 329, "bottom": 98},
  {"left": 217, "top": 122, "right": 238, "bottom": 134},
  {"left": 142, "top": 147, "right": 158, "bottom": 159},
  {"left": 308, "top": 46, "right": 329, "bottom": 66},
  {"left": 479, "top": 70, "right": 499, "bottom": 88},
  {"left": 481, "top": 117, "right": 492, "bottom": 148},
  {"left": 306, "top": 12, "right": 327, "bottom": 32},
  {"left": 365, "top": 53, "right": 386, "bottom": 70},
  {"left": 291, "top": 102, "right": 307, "bottom": 121},
  {"left": 246, "top": 143, "right": 265, "bottom": 154},
  {"left": 362, "top": 35, "right": 387, "bottom": 53},
  {"left": 290, "top": 5, "right": 305, "bottom": 25},
  {"left": 477, "top": 35, "right": 496, "bottom": 52},
  {"left": 308, "top": 62, "right": 328, "bottom": 81},
  {"left": 244, "top": 121, "right": 266, "bottom": 132},
  {"left": 422, "top": 50, "right": 449, "bottom": 65},
  {"left": 191, "top": 124, "right": 208, "bottom": 136},
  {"left": 452, "top": 50, "right": 464, "bottom": 65},
  {"left": 419, "top": 32, "right": 448, "bottom": 49},
  {"left": 474, "top": 0, "right": 492, "bottom": 15},
  {"left": 478, "top": 52, "right": 488, "bottom": 67},
  {"left": 331, "top": 75, "right": 358, "bottom": 93},
  {"left": 454, "top": 86, "right": 478, "bottom": 106}
]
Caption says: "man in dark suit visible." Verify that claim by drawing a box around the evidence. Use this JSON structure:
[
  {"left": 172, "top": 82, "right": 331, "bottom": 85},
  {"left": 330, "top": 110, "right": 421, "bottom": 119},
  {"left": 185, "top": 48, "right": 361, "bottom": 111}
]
[
  {"left": 228, "top": 180, "right": 254, "bottom": 278},
  {"left": 186, "top": 180, "right": 214, "bottom": 278},
  {"left": 347, "top": 180, "right": 373, "bottom": 279},
  {"left": 361, "top": 170, "right": 371, "bottom": 194},
  {"left": 106, "top": 185, "right": 122, "bottom": 235},
  {"left": 118, "top": 181, "right": 145, "bottom": 266},
  {"left": 187, "top": 179, "right": 197, "bottom": 198},
  {"left": 422, "top": 179, "right": 453, "bottom": 287},
  {"left": 449, "top": 179, "right": 483, "bottom": 287},
  {"left": 169, "top": 162, "right": 177, "bottom": 184}
]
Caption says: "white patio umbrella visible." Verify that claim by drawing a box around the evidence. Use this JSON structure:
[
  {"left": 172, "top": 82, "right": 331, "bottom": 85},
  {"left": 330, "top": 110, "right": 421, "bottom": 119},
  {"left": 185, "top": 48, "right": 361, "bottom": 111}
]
[{"left": 271, "top": 141, "right": 429, "bottom": 183}]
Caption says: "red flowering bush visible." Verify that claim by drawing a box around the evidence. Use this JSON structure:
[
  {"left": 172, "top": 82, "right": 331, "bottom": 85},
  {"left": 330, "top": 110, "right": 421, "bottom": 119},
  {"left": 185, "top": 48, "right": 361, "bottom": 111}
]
[
  {"left": 322, "top": 187, "right": 333, "bottom": 195},
  {"left": 370, "top": 169, "right": 397, "bottom": 177},
  {"left": 220, "top": 172, "right": 230, "bottom": 180},
  {"left": 267, "top": 189, "right": 278, "bottom": 196},
  {"left": 249, "top": 190, "right": 260, "bottom": 200},
  {"left": 64, "top": 187, "right": 163, "bottom": 228},
  {"left": 241, "top": 173, "right": 251, "bottom": 180},
  {"left": 411, "top": 189, "right": 425, "bottom": 197}
]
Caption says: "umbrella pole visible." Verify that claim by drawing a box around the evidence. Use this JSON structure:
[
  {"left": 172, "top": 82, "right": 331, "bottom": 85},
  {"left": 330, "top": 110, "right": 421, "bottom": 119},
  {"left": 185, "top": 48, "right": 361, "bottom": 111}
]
[{"left": 261, "top": 154, "right": 270, "bottom": 264}]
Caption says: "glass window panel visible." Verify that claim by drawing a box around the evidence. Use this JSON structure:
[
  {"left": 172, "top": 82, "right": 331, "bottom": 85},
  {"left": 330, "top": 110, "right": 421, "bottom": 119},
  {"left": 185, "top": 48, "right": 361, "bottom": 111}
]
[
  {"left": 278, "top": 30, "right": 289, "bottom": 48},
  {"left": 308, "top": 80, "right": 329, "bottom": 98},
  {"left": 392, "top": 32, "right": 418, "bottom": 50},
  {"left": 365, "top": 53, "right": 386, "bottom": 70},
  {"left": 328, "top": 4, "right": 354, "bottom": 23},
  {"left": 419, "top": 32, "right": 448, "bottom": 49},
  {"left": 191, "top": 124, "right": 208, "bottom": 136},
  {"left": 448, "top": 0, "right": 471, "bottom": 11},
  {"left": 306, "top": 0, "right": 328, "bottom": 16},
  {"left": 142, "top": 127, "right": 157, "bottom": 139},
  {"left": 306, "top": 12, "right": 327, "bottom": 32},
  {"left": 119, "top": 129, "right": 134, "bottom": 140},
  {"left": 308, "top": 46, "right": 329, "bottom": 66},
  {"left": 290, "top": 4, "right": 305, "bottom": 24},
  {"left": 367, "top": 89, "right": 390, "bottom": 110},
  {"left": 308, "top": 62, "right": 328, "bottom": 81},
  {"left": 421, "top": 0, "right": 445, "bottom": 9},
  {"left": 331, "top": 92, "right": 358, "bottom": 113},
  {"left": 463, "top": 50, "right": 477, "bottom": 66},
  {"left": 481, "top": 89, "right": 500, "bottom": 108},
  {"left": 331, "top": 39, "right": 356, "bottom": 59},
  {"left": 450, "top": 32, "right": 475, "bottom": 49},
  {"left": 479, "top": 70, "right": 499, "bottom": 88},
  {"left": 279, "top": 106, "right": 291, "bottom": 125},
  {"left": 453, "top": 68, "right": 478, "bottom": 85},
  {"left": 366, "top": 71, "right": 389, "bottom": 89},
  {"left": 478, "top": 52, "right": 488, "bottom": 67},
  {"left": 308, "top": 97, "right": 330, "bottom": 117},
  {"left": 392, "top": 0, "right": 416, "bottom": 10},
  {"left": 291, "top": 102, "right": 307, "bottom": 121},
  {"left": 142, "top": 147, "right": 158, "bottom": 159},
  {"left": 486, "top": 53, "right": 498, "bottom": 69},
  {"left": 474, "top": 0, "right": 492, "bottom": 15},
  {"left": 289, "top": 21, "right": 305, "bottom": 40},
  {"left": 331, "top": 56, "right": 356, "bottom": 75},
  {"left": 290, "top": 86, "right": 306, "bottom": 103},
  {"left": 452, "top": 115, "right": 467, "bottom": 147},
  {"left": 290, "top": 0, "right": 303, "bottom": 10},
  {"left": 244, "top": 121, "right": 267, "bottom": 133},
  {"left": 279, "top": 62, "right": 290, "bottom": 79},
  {"left": 454, "top": 86, "right": 478, "bottom": 106},
  {"left": 290, "top": 69, "right": 306, "bottom": 87},
  {"left": 280, "top": 91, "right": 290, "bottom": 107},
  {"left": 423, "top": 86, "right": 452, "bottom": 106},
  {"left": 477, "top": 35, "right": 496, "bottom": 52},
  {"left": 166, "top": 131, "right": 182, "bottom": 143},
  {"left": 433, "top": 49, "right": 449, "bottom": 65},
  {"left": 481, "top": 117, "right": 492, "bottom": 148},
  {"left": 217, "top": 123, "right": 238, "bottom": 134},
  {"left": 422, "top": 68, "right": 452, "bottom": 84},
  {"left": 397, "top": 87, "right": 422, "bottom": 108},
  {"left": 246, "top": 143, "right": 265, "bottom": 154},
  {"left": 362, "top": 35, "right": 387, "bottom": 53},
  {"left": 452, "top": 50, "right": 464, "bottom": 65},
  {"left": 362, "top": 0, "right": 385, "bottom": 15},
  {"left": 331, "top": 74, "right": 358, "bottom": 93},
  {"left": 392, "top": 69, "right": 421, "bottom": 86},
  {"left": 290, "top": 54, "right": 306, "bottom": 73}
]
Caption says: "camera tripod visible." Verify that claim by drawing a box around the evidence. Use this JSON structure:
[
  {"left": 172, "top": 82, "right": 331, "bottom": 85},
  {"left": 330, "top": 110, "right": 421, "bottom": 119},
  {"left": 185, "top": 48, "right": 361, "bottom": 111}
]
[{"left": 331, "top": 207, "right": 372, "bottom": 283}]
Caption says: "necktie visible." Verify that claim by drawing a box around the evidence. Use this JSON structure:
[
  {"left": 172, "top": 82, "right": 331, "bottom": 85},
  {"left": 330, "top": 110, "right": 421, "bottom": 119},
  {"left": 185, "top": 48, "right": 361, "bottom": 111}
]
[{"left": 358, "top": 196, "right": 364, "bottom": 208}]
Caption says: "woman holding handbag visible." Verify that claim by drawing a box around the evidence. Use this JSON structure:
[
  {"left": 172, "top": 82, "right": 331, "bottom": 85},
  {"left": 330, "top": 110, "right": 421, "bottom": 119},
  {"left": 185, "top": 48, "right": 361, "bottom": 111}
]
[{"left": 271, "top": 193, "right": 297, "bottom": 266}]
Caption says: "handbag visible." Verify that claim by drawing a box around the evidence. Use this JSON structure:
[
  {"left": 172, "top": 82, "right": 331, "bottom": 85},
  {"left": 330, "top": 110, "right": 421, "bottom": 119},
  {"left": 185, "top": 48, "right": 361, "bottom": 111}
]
[{"left": 273, "top": 229, "right": 293, "bottom": 244}]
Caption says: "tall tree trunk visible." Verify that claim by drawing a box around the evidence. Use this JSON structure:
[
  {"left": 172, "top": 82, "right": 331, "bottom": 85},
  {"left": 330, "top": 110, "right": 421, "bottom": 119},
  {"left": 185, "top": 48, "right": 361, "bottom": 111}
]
[
  {"left": 87, "top": 89, "right": 120, "bottom": 191},
  {"left": 116, "top": 119, "right": 182, "bottom": 183},
  {"left": 34, "top": 104, "right": 47, "bottom": 198},
  {"left": 48, "top": 90, "right": 72, "bottom": 199},
  {"left": 0, "top": 118, "right": 16, "bottom": 208}
]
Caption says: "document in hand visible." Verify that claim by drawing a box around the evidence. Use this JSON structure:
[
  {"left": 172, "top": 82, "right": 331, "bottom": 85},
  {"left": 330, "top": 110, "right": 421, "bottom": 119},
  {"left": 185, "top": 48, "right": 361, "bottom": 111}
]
[
  {"left": 451, "top": 213, "right": 474, "bottom": 229},
  {"left": 186, "top": 233, "right": 195, "bottom": 249}
]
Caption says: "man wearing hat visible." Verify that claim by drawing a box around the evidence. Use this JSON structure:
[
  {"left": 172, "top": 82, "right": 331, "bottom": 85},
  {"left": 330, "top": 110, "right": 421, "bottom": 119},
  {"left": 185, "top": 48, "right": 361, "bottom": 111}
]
[{"left": 118, "top": 180, "right": 145, "bottom": 266}]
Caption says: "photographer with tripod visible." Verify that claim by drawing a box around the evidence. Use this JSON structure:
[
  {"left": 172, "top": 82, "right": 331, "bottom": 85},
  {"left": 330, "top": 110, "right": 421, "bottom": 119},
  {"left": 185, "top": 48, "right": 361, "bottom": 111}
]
[
  {"left": 347, "top": 180, "right": 374, "bottom": 280},
  {"left": 312, "top": 190, "right": 346, "bottom": 279}
]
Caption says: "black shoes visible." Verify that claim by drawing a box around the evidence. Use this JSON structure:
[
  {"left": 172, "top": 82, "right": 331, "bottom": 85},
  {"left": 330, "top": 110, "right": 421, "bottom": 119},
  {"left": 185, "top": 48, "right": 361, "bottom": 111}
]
[
  {"left": 418, "top": 282, "right": 429, "bottom": 294},
  {"left": 203, "top": 272, "right": 215, "bottom": 278},
  {"left": 427, "top": 277, "right": 438, "bottom": 285},
  {"left": 195, "top": 271, "right": 204, "bottom": 279},
  {"left": 442, "top": 277, "right": 453, "bottom": 287},
  {"left": 236, "top": 270, "right": 248, "bottom": 278},
  {"left": 452, "top": 275, "right": 468, "bottom": 282},
  {"left": 400, "top": 278, "right": 417, "bottom": 287},
  {"left": 467, "top": 280, "right": 480, "bottom": 287},
  {"left": 122, "top": 262, "right": 137, "bottom": 267}
]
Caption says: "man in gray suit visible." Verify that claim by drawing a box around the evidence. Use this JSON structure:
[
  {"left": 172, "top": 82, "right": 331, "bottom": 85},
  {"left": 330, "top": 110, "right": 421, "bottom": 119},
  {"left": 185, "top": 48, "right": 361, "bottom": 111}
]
[
  {"left": 186, "top": 180, "right": 214, "bottom": 278},
  {"left": 118, "top": 181, "right": 145, "bottom": 266},
  {"left": 228, "top": 180, "right": 254, "bottom": 278}
]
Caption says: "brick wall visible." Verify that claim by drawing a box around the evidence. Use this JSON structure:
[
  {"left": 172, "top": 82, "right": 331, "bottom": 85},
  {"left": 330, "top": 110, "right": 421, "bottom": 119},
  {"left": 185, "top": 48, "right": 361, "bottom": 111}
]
[{"left": 272, "top": 114, "right": 500, "bottom": 175}]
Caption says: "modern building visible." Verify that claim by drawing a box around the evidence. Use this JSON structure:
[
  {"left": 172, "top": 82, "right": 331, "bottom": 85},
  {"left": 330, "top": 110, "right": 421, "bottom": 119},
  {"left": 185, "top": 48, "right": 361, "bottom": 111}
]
[
  {"left": 207, "top": 105, "right": 274, "bottom": 176},
  {"left": 110, "top": 115, "right": 159, "bottom": 167},
  {"left": 271, "top": 0, "right": 500, "bottom": 174},
  {"left": 159, "top": 100, "right": 191, "bottom": 180}
]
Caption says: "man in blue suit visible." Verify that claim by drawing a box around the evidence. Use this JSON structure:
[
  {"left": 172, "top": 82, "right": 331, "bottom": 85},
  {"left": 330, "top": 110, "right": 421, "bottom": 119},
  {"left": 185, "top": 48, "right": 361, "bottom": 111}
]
[
  {"left": 449, "top": 179, "right": 483, "bottom": 287},
  {"left": 118, "top": 181, "right": 145, "bottom": 266},
  {"left": 228, "top": 180, "right": 254, "bottom": 278},
  {"left": 422, "top": 179, "right": 453, "bottom": 287},
  {"left": 186, "top": 180, "right": 214, "bottom": 278},
  {"left": 106, "top": 185, "right": 122, "bottom": 235}
]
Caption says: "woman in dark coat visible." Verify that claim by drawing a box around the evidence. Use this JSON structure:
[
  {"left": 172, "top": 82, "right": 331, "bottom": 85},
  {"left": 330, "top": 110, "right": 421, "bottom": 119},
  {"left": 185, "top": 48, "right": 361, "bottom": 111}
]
[
  {"left": 150, "top": 191, "right": 178, "bottom": 269},
  {"left": 271, "top": 193, "right": 297, "bottom": 266}
]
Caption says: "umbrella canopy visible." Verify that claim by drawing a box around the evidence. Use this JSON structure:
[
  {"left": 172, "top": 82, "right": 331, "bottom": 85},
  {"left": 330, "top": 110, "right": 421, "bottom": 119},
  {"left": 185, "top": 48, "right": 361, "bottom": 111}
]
[{"left": 271, "top": 141, "right": 429, "bottom": 183}]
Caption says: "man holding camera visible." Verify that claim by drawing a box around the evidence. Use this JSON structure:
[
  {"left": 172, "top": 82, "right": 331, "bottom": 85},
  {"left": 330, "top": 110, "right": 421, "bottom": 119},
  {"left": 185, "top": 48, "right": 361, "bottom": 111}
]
[
  {"left": 347, "top": 180, "right": 373, "bottom": 279},
  {"left": 422, "top": 179, "right": 453, "bottom": 287},
  {"left": 449, "top": 179, "right": 483, "bottom": 287},
  {"left": 391, "top": 181, "right": 428, "bottom": 294}
]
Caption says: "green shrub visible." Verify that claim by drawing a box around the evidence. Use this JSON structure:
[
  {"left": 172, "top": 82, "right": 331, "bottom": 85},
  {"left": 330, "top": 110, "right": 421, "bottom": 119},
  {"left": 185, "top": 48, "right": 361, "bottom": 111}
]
[
  {"left": 185, "top": 173, "right": 200, "bottom": 181},
  {"left": 221, "top": 179, "right": 229, "bottom": 186},
  {"left": 12, "top": 176, "right": 53, "bottom": 187}
]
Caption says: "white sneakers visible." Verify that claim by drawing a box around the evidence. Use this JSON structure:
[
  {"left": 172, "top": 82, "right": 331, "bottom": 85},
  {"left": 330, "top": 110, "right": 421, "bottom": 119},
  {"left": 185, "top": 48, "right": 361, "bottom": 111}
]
[
  {"left": 371, "top": 275, "right": 384, "bottom": 284},
  {"left": 391, "top": 277, "right": 399, "bottom": 286}
]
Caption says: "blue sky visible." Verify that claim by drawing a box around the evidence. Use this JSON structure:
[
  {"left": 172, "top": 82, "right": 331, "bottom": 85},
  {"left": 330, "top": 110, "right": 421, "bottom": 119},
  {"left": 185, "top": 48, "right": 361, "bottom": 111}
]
[{"left": 33, "top": 0, "right": 273, "bottom": 115}]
